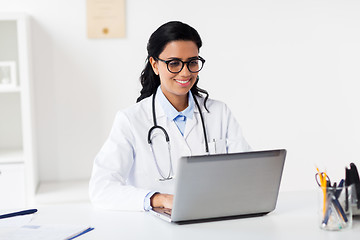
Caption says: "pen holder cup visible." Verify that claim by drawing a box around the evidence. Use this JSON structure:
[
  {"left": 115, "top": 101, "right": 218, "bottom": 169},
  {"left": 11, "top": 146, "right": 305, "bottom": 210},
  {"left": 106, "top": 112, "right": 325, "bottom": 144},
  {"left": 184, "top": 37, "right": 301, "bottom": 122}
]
[{"left": 318, "top": 185, "right": 352, "bottom": 231}]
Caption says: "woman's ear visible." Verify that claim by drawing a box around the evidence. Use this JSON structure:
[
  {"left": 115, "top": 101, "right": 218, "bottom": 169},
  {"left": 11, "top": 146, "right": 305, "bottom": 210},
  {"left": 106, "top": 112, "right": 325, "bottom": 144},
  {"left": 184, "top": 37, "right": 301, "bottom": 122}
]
[{"left": 149, "top": 57, "right": 159, "bottom": 75}]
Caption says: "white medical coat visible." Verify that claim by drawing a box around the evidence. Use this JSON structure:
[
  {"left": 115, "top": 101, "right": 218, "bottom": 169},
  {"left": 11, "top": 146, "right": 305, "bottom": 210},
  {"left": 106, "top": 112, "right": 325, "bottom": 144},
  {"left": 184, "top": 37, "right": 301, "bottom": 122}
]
[{"left": 89, "top": 94, "right": 251, "bottom": 211}]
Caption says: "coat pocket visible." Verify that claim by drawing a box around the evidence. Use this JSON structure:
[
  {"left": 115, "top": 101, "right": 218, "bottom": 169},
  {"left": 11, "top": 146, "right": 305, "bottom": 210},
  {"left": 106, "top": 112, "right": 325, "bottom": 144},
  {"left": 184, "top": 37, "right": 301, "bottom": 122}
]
[{"left": 208, "top": 138, "right": 227, "bottom": 154}]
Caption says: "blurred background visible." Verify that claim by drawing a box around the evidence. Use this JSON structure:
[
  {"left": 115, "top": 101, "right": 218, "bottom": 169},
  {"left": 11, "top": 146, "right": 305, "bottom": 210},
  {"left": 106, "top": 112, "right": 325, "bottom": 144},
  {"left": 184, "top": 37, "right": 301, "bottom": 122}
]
[{"left": 0, "top": 0, "right": 359, "bottom": 199}]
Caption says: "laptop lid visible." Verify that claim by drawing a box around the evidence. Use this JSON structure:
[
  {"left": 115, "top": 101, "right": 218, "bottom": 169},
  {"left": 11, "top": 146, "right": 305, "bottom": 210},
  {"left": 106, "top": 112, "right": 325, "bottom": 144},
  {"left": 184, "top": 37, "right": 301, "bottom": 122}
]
[{"left": 169, "top": 149, "right": 286, "bottom": 223}]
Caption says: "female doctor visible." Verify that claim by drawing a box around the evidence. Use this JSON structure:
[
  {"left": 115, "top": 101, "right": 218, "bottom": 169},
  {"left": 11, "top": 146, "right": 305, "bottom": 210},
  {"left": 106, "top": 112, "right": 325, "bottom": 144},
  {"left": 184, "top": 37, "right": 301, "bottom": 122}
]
[{"left": 89, "top": 21, "right": 251, "bottom": 211}]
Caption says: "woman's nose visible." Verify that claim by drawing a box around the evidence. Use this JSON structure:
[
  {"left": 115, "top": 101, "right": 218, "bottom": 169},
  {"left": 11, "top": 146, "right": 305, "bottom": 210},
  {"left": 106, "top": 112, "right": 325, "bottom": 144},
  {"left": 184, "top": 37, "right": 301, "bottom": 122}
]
[{"left": 179, "top": 63, "right": 191, "bottom": 76}]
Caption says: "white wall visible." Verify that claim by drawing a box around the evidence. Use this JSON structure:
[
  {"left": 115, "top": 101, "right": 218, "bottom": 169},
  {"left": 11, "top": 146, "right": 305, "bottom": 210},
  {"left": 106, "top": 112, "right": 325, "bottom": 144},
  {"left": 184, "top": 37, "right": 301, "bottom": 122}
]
[{"left": 1, "top": 0, "right": 360, "bottom": 191}]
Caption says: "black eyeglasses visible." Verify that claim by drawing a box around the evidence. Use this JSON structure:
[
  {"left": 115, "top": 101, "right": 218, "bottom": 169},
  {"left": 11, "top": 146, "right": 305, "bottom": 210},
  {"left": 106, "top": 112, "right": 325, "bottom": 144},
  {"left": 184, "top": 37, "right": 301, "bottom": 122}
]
[{"left": 156, "top": 56, "right": 205, "bottom": 74}]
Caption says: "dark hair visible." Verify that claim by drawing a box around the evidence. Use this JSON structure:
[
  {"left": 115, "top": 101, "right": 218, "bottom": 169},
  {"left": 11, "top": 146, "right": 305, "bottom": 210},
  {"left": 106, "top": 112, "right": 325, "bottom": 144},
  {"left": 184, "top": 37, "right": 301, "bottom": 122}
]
[{"left": 136, "top": 21, "right": 209, "bottom": 110}]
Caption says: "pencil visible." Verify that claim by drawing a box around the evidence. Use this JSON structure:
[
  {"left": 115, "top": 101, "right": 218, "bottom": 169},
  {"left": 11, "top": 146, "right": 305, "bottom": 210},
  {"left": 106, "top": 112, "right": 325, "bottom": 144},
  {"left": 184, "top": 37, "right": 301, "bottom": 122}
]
[
  {"left": 322, "top": 171, "right": 327, "bottom": 216},
  {"left": 316, "top": 167, "right": 327, "bottom": 216}
]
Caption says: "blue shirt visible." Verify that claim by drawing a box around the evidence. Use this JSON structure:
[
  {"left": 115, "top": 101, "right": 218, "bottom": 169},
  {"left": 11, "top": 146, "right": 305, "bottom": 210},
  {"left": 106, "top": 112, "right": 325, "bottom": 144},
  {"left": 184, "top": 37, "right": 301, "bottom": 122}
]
[{"left": 156, "top": 86, "right": 195, "bottom": 136}]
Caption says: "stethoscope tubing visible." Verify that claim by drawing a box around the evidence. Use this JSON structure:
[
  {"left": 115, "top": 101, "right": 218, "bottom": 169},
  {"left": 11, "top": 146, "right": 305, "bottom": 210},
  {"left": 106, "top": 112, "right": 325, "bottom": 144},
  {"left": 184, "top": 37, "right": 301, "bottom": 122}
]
[
  {"left": 147, "top": 90, "right": 209, "bottom": 181},
  {"left": 193, "top": 95, "right": 209, "bottom": 153}
]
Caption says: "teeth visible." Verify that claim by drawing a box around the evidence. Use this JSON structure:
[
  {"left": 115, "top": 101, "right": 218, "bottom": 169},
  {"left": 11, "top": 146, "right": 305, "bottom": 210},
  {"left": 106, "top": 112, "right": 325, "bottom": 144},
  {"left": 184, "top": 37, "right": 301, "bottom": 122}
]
[{"left": 176, "top": 79, "right": 189, "bottom": 84}]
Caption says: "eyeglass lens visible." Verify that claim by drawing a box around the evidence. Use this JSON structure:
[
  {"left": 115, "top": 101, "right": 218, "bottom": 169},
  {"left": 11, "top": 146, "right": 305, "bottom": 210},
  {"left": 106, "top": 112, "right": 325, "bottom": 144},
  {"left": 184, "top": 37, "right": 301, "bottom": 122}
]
[{"left": 168, "top": 59, "right": 203, "bottom": 73}]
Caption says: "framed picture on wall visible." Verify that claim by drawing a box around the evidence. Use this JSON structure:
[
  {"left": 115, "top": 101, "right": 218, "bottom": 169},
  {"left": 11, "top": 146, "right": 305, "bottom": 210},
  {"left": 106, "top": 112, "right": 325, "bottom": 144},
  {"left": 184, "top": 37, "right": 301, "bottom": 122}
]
[{"left": 0, "top": 61, "right": 17, "bottom": 89}]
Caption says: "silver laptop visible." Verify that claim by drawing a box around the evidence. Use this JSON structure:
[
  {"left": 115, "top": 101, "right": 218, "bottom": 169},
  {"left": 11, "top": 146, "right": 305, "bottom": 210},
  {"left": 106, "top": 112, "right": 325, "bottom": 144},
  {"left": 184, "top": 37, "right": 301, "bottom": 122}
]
[{"left": 150, "top": 149, "right": 286, "bottom": 224}]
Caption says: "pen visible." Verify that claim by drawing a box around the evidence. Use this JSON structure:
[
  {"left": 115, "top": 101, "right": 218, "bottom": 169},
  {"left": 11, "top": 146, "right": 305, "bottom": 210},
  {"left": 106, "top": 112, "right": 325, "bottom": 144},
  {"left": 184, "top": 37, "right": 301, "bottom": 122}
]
[
  {"left": 66, "top": 227, "right": 94, "bottom": 240},
  {"left": 0, "top": 209, "right": 38, "bottom": 219},
  {"left": 335, "top": 179, "right": 344, "bottom": 198},
  {"left": 322, "top": 196, "right": 332, "bottom": 226},
  {"left": 322, "top": 182, "right": 336, "bottom": 226},
  {"left": 329, "top": 201, "right": 344, "bottom": 229},
  {"left": 331, "top": 195, "right": 348, "bottom": 222}
]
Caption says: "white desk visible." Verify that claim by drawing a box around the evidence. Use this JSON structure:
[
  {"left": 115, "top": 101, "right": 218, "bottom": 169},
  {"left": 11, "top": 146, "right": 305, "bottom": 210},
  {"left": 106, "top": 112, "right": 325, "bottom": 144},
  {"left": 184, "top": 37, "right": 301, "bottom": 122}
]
[{"left": 29, "top": 191, "right": 360, "bottom": 239}]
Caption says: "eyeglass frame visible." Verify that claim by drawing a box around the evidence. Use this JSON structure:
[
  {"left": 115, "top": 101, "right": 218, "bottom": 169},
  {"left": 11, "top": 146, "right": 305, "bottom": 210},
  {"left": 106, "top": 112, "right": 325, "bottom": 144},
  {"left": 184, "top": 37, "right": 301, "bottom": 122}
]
[{"left": 155, "top": 56, "right": 206, "bottom": 74}]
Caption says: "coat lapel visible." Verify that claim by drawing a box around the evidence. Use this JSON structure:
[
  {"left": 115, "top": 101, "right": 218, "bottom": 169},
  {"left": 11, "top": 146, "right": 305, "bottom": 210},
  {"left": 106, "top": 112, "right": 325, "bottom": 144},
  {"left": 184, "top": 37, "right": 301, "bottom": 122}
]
[
  {"left": 183, "top": 111, "right": 198, "bottom": 139},
  {"left": 184, "top": 95, "right": 205, "bottom": 139}
]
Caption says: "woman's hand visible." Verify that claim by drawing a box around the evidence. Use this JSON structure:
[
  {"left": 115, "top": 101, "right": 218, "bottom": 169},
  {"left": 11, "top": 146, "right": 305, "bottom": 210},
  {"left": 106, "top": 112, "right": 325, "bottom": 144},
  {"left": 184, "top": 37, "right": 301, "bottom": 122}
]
[{"left": 150, "top": 193, "right": 173, "bottom": 209}]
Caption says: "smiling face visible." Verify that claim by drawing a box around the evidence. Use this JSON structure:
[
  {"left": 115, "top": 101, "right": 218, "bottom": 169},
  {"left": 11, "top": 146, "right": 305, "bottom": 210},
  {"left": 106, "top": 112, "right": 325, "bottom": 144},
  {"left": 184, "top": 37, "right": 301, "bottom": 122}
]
[{"left": 150, "top": 40, "right": 199, "bottom": 109}]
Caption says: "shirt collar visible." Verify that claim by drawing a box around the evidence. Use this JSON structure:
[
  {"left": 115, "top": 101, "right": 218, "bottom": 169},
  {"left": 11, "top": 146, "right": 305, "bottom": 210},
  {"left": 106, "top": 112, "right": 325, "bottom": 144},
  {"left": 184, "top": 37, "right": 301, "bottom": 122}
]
[{"left": 156, "top": 86, "right": 194, "bottom": 121}]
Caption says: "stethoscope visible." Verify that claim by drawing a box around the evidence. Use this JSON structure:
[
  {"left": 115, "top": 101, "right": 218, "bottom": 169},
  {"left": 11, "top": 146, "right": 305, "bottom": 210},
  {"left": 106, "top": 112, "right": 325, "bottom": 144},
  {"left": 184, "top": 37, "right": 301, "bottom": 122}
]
[{"left": 147, "top": 90, "right": 209, "bottom": 181}]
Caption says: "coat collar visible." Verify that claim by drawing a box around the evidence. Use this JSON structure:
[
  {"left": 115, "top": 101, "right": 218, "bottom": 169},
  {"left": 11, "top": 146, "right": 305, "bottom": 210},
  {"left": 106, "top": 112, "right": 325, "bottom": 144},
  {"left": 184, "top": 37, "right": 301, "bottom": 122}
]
[
  {"left": 156, "top": 86, "right": 195, "bottom": 121},
  {"left": 146, "top": 89, "right": 207, "bottom": 135}
]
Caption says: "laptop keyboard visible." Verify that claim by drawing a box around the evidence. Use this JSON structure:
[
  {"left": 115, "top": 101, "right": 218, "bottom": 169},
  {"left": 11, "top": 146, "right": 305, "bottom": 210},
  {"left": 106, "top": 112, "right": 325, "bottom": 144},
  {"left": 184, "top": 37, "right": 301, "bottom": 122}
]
[{"left": 164, "top": 209, "right": 172, "bottom": 216}]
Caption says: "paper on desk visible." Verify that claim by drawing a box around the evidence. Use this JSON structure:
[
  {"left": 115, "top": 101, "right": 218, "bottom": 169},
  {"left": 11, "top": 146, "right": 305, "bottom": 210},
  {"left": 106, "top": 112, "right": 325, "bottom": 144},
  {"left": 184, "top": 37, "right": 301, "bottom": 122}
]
[
  {"left": 0, "top": 224, "right": 92, "bottom": 240},
  {"left": 0, "top": 214, "right": 34, "bottom": 228}
]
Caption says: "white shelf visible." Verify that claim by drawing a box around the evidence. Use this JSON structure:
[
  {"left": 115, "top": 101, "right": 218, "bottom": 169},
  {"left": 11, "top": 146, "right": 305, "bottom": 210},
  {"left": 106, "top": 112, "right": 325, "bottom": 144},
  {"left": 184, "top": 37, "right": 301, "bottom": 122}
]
[
  {"left": 0, "top": 149, "right": 24, "bottom": 164},
  {"left": 0, "top": 86, "right": 21, "bottom": 93},
  {"left": 0, "top": 13, "right": 37, "bottom": 209}
]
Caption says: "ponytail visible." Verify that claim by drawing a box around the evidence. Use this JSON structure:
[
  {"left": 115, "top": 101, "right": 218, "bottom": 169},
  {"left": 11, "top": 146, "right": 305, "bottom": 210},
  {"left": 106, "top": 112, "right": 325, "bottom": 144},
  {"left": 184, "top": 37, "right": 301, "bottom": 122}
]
[{"left": 136, "top": 61, "right": 159, "bottom": 102}]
